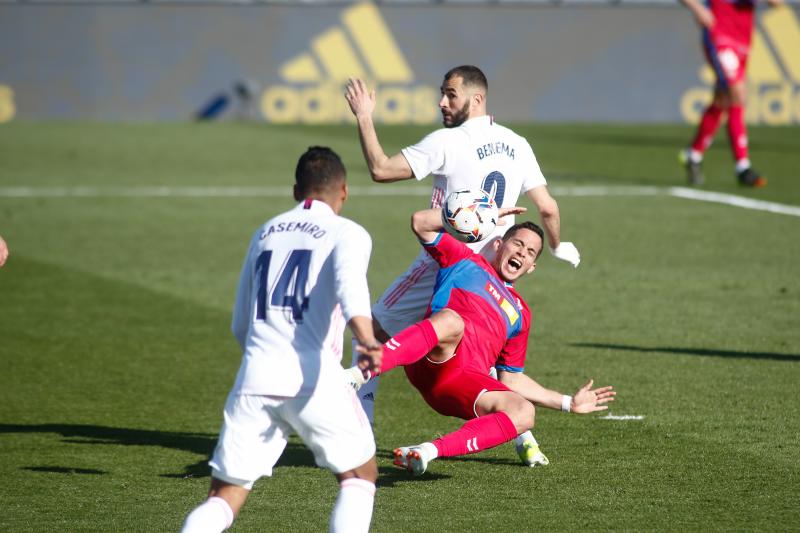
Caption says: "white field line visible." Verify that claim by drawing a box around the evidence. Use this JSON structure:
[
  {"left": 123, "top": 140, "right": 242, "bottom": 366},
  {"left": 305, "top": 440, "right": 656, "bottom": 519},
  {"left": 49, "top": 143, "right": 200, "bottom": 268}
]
[
  {"left": 1, "top": 185, "right": 799, "bottom": 217},
  {"left": 668, "top": 187, "right": 800, "bottom": 217},
  {"left": 600, "top": 414, "right": 645, "bottom": 420}
]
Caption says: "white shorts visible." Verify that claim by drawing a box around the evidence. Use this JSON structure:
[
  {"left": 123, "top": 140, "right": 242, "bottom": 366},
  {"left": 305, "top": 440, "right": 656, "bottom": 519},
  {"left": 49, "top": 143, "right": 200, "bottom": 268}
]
[
  {"left": 372, "top": 252, "right": 439, "bottom": 337},
  {"left": 209, "top": 381, "right": 375, "bottom": 489}
]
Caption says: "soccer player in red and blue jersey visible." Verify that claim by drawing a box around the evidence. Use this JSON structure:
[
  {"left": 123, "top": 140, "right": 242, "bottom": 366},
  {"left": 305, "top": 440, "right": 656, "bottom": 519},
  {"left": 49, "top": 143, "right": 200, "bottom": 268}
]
[
  {"left": 680, "top": 0, "right": 783, "bottom": 187},
  {"left": 349, "top": 206, "right": 614, "bottom": 475}
]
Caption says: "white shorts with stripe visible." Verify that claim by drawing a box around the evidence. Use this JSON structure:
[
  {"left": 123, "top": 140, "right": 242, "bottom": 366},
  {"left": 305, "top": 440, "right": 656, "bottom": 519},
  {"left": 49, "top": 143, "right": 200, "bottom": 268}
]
[
  {"left": 209, "top": 380, "right": 375, "bottom": 489},
  {"left": 372, "top": 252, "right": 440, "bottom": 337}
]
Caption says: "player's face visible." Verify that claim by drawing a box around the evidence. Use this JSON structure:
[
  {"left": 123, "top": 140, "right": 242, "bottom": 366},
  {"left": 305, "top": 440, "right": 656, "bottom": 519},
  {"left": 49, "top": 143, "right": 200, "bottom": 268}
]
[
  {"left": 493, "top": 229, "right": 542, "bottom": 283},
  {"left": 439, "top": 76, "right": 473, "bottom": 128}
]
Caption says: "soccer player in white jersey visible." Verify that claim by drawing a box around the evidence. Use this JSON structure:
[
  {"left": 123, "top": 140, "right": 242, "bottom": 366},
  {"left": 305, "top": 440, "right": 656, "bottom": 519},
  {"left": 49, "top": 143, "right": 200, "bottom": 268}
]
[
  {"left": 181, "top": 147, "right": 383, "bottom": 533},
  {"left": 345, "top": 65, "right": 580, "bottom": 468}
]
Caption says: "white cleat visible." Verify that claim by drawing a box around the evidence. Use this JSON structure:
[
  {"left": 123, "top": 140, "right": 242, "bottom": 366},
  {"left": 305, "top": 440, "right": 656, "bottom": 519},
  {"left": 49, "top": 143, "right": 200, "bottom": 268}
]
[
  {"left": 393, "top": 445, "right": 431, "bottom": 476},
  {"left": 392, "top": 446, "right": 411, "bottom": 469}
]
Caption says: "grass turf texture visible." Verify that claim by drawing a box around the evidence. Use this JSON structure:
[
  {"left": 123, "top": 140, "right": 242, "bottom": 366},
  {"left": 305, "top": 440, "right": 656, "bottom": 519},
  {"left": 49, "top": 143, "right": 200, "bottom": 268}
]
[{"left": 1, "top": 122, "right": 799, "bottom": 531}]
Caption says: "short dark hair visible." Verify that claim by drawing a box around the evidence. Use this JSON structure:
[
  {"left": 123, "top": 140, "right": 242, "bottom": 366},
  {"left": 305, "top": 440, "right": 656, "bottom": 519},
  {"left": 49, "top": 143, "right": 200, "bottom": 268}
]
[
  {"left": 295, "top": 146, "right": 346, "bottom": 197},
  {"left": 444, "top": 65, "right": 488, "bottom": 93},
  {"left": 502, "top": 221, "right": 545, "bottom": 258}
]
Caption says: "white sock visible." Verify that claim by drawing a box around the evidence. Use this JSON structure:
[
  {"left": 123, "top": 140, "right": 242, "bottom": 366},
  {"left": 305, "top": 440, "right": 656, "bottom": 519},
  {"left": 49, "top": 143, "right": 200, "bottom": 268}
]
[
  {"left": 688, "top": 149, "right": 703, "bottom": 163},
  {"left": 181, "top": 496, "right": 234, "bottom": 533},
  {"left": 351, "top": 337, "right": 379, "bottom": 424},
  {"left": 735, "top": 158, "right": 751, "bottom": 173},
  {"left": 329, "top": 478, "right": 376, "bottom": 533},
  {"left": 514, "top": 431, "right": 537, "bottom": 447}
]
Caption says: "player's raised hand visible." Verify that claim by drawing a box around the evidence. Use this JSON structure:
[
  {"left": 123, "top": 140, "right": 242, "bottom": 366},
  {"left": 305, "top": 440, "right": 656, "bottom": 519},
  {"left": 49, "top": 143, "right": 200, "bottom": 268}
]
[
  {"left": 569, "top": 379, "right": 615, "bottom": 414},
  {"left": 549, "top": 241, "right": 581, "bottom": 268},
  {"left": 344, "top": 78, "right": 376, "bottom": 118},
  {"left": 496, "top": 206, "right": 527, "bottom": 225}
]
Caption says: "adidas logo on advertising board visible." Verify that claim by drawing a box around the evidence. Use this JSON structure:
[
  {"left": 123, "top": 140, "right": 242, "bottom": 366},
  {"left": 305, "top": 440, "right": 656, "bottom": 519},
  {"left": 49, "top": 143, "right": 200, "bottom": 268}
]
[
  {"left": 0, "top": 85, "right": 14, "bottom": 123},
  {"left": 680, "top": 6, "right": 800, "bottom": 125},
  {"left": 260, "top": 2, "right": 437, "bottom": 124}
]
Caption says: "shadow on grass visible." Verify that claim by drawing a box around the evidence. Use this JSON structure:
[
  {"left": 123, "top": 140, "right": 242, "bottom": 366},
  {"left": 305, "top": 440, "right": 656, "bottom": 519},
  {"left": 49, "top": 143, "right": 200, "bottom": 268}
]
[
  {"left": 574, "top": 342, "right": 800, "bottom": 362},
  {"left": 0, "top": 423, "right": 325, "bottom": 479},
  {"left": 22, "top": 466, "right": 108, "bottom": 475}
]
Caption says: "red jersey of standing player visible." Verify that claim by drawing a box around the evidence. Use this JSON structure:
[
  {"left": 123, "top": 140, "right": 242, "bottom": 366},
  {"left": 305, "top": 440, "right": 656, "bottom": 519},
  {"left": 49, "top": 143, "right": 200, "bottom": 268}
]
[{"left": 704, "top": 0, "right": 757, "bottom": 84}]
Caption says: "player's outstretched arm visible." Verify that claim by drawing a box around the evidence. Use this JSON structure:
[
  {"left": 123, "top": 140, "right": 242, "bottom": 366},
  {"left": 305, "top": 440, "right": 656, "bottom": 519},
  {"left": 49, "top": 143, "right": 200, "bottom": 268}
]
[
  {"left": 499, "top": 372, "right": 614, "bottom": 413},
  {"left": 499, "top": 370, "right": 566, "bottom": 410},
  {"left": 525, "top": 186, "right": 580, "bottom": 268},
  {"left": 344, "top": 78, "right": 414, "bottom": 183}
]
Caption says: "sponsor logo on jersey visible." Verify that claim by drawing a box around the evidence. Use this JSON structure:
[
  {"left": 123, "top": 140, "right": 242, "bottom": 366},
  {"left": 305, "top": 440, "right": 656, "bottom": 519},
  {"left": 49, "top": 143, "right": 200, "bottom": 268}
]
[
  {"left": 485, "top": 281, "right": 520, "bottom": 325},
  {"left": 680, "top": 6, "right": 800, "bottom": 124},
  {"left": 260, "top": 2, "right": 437, "bottom": 124}
]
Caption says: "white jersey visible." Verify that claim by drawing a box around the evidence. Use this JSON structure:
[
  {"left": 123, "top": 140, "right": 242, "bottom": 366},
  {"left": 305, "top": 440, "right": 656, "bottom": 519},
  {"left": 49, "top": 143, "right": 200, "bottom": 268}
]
[
  {"left": 401, "top": 114, "right": 547, "bottom": 252},
  {"left": 231, "top": 199, "right": 372, "bottom": 397},
  {"left": 371, "top": 115, "right": 548, "bottom": 336}
]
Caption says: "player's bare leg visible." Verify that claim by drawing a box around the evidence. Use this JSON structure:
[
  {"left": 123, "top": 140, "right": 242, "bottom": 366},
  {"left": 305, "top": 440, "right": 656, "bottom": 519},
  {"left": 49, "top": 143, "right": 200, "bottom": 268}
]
[
  {"left": 181, "top": 478, "right": 247, "bottom": 532},
  {"left": 487, "top": 367, "right": 548, "bottom": 467}
]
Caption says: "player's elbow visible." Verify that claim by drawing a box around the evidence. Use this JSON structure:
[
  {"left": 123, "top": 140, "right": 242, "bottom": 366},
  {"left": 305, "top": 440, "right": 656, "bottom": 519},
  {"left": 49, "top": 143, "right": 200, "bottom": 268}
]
[
  {"left": 368, "top": 160, "right": 400, "bottom": 183},
  {"left": 411, "top": 210, "right": 427, "bottom": 236},
  {"left": 537, "top": 197, "right": 559, "bottom": 219},
  {"left": 369, "top": 168, "right": 395, "bottom": 183}
]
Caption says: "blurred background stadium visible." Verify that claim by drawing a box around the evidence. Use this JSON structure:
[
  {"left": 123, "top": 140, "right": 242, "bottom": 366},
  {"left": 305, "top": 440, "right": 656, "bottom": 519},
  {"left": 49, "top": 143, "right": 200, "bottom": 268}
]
[{"left": 1, "top": 0, "right": 799, "bottom": 124}]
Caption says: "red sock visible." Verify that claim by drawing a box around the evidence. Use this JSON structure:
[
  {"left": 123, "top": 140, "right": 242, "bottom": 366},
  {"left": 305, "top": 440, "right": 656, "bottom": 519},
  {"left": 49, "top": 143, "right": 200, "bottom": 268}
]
[
  {"left": 376, "top": 319, "right": 438, "bottom": 375},
  {"left": 727, "top": 105, "right": 748, "bottom": 162},
  {"left": 432, "top": 412, "right": 518, "bottom": 458},
  {"left": 690, "top": 104, "right": 724, "bottom": 153}
]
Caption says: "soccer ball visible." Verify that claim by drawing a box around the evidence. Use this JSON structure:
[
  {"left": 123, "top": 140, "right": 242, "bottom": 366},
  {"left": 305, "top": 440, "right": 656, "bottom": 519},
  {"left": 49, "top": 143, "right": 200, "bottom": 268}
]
[{"left": 441, "top": 189, "right": 499, "bottom": 243}]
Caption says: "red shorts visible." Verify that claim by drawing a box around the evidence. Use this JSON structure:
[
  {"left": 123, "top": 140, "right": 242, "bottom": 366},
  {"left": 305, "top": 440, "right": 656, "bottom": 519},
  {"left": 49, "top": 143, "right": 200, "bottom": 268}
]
[{"left": 404, "top": 351, "right": 510, "bottom": 420}]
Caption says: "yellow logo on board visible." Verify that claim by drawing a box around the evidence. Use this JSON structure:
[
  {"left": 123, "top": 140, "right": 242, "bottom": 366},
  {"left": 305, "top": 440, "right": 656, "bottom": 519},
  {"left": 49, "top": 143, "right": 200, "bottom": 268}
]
[
  {"left": 0, "top": 85, "right": 15, "bottom": 123},
  {"left": 260, "top": 2, "right": 437, "bottom": 124},
  {"left": 680, "top": 6, "right": 800, "bottom": 124}
]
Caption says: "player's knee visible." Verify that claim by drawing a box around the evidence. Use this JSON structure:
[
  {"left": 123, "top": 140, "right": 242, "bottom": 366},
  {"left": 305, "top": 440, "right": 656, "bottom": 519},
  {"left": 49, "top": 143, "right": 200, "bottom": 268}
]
[
  {"left": 713, "top": 90, "right": 732, "bottom": 109},
  {"left": 339, "top": 456, "right": 378, "bottom": 484},
  {"left": 431, "top": 308, "right": 464, "bottom": 344},
  {"left": 506, "top": 401, "right": 535, "bottom": 433}
]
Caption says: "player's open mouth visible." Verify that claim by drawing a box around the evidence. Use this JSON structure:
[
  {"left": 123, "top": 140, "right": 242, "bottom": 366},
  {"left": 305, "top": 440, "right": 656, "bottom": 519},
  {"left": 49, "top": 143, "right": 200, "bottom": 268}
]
[{"left": 508, "top": 258, "right": 522, "bottom": 271}]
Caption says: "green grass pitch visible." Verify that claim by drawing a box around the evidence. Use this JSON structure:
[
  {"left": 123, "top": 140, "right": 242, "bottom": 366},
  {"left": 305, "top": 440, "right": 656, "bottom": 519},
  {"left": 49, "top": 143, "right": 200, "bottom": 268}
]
[{"left": 0, "top": 122, "right": 799, "bottom": 531}]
